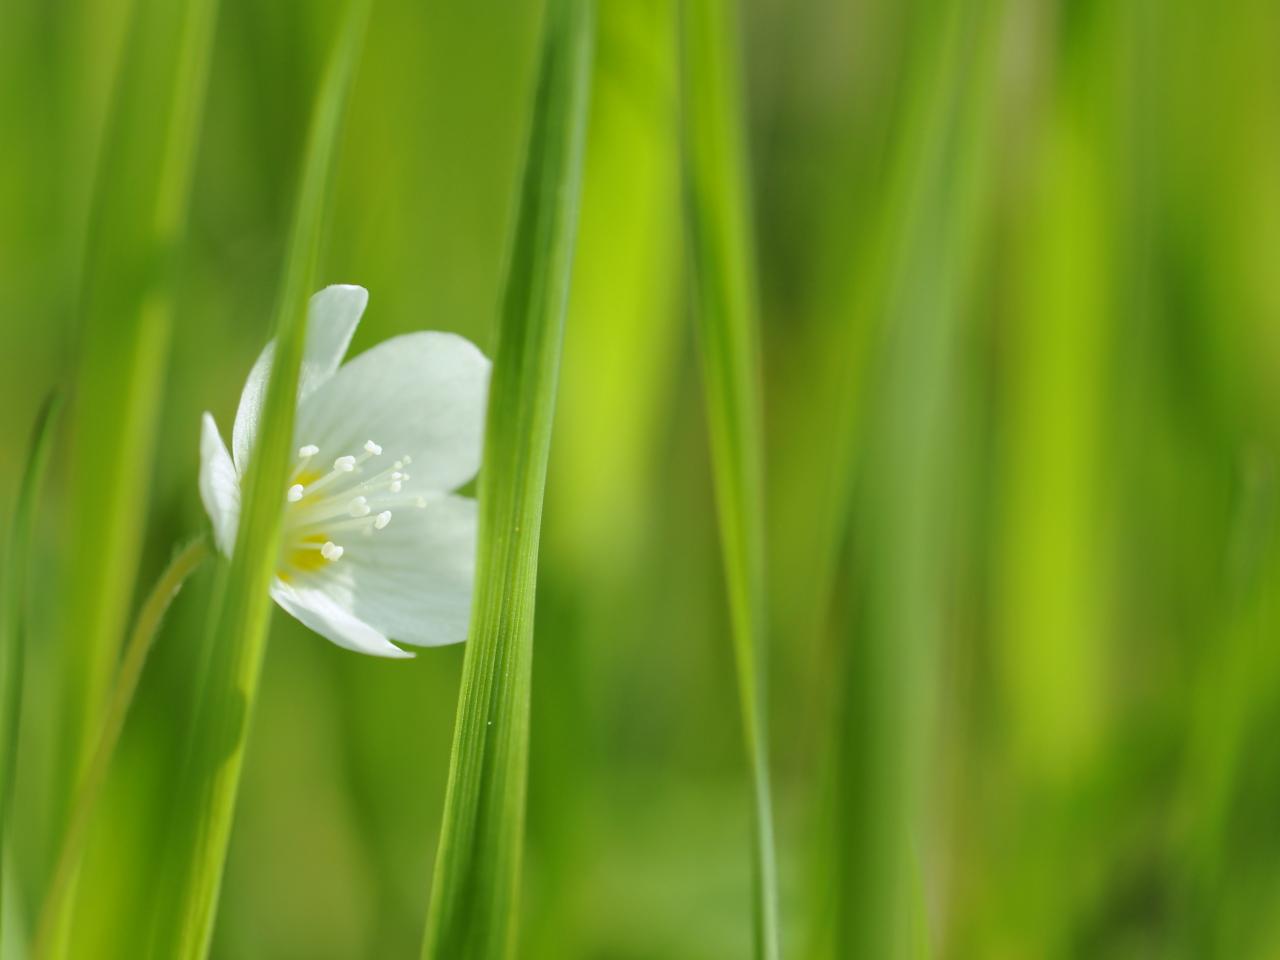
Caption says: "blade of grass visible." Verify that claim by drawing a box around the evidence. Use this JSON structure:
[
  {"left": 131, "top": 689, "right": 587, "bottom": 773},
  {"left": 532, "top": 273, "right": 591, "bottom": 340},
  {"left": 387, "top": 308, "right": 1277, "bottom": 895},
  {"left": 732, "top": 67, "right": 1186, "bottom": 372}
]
[
  {"left": 420, "top": 1, "right": 593, "bottom": 956},
  {"left": 146, "top": 1, "right": 372, "bottom": 956},
  {"left": 0, "top": 391, "right": 62, "bottom": 947},
  {"left": 34, "top": 535, "right": 211, "bottom": 958},
  {"left": 57, "top": 0, "right": 221, "bottom": 821},
  {"left": 832, "top": 0, "right": 1001, "bottom": 956},
  {"left": 525, "top": 1, "right": 681, "bottom": 952},
  {"left": 677, "top": 0, "right": 780, "bottom": 956}
]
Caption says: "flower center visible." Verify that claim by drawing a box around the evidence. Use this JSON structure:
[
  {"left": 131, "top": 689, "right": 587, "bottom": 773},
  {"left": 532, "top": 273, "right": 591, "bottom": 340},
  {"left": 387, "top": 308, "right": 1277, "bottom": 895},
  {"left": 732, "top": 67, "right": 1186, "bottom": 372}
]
[{"left": 277, "top": 439, "right": 428, "bottom": 580}]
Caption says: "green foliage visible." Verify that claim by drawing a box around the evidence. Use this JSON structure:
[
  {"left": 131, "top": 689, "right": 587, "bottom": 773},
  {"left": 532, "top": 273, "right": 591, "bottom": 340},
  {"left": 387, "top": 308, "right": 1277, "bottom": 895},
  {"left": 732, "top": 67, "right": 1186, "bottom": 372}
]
[
  {"left": 0, "top": 392, "right": 62, "bottom": 948},
  {"left": 147, "top": 1, "right": 373, "bottom": 956},
  {"left": 677, "top": 0, "right": 779, "bottom": 955},
  {"left": 2, "top": 0, "right": 1280, "bottom": 957},
  {"left": 56, "top": 0, "right": 221, "bottom": 812},
  {"left": 34, "top": 536, "right": 210, "bottom": 959},
  {"left": 421, "top": 1, "right": 593, "bottom": 956}
]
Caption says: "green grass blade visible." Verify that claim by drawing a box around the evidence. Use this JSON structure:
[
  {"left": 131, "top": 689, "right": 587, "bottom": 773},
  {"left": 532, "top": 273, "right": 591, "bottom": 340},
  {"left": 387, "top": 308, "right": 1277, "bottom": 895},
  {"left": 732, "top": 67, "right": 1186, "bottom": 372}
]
[
  {"left": 34, "top": 535, "right": 211, "bottom": 958},
  {"left": 0, "top": 391, "right": 62, "bottom": 945},
  {"left": 147, "top": 1, "right": 373, "bottom": 956},
  {"left": 57, "top": 0, "right": 221, "bottom": 814},
  {"left": 832, "top": 1, "right": 1002, "bottom": 957},
  {"left": 677, "top": 0, "right": 780, "bottom": 956},
  {"left": 420, "top": 2, "right": 593, "bottom": 956}
]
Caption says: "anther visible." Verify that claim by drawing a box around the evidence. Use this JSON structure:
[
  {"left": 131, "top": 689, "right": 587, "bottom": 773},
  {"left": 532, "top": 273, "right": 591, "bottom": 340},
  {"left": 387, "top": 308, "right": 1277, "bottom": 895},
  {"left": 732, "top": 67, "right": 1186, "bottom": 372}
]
[
  {"left": 364, "top": 440, "right": 383, "bottom": 455},
  {"left": 334, "top": 455, "right": 356, "bottom": 472},
  {"left": 374, "top": 511, "right": 392, "bottom": 530},
  {"left": 321, "top": 541, "right": 344, "bottom": 561},
  {"left": 414, "top": 496, "right": 427, "bottom": 508},
  {"left": 348, "top": 496, "right": 371, "bottom": 518},
  {"left": 287, "top": 484, "right": 304, "bottom": 502},
  {"left": 298, "top": 444, "right": 320, "bottom": 458},
  {"left": 389, "top": 480, "right": 403, "bottom": 493},
  {"left": 402, "top": 455, "right": 413, "bottom": 465}
]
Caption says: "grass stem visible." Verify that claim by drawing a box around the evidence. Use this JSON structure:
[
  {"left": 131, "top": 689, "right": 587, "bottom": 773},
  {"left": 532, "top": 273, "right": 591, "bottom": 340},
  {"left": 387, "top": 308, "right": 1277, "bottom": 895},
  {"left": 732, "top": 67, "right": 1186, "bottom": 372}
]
[{"left": 34, "top": 536, "right": 210, "bottom": 958}]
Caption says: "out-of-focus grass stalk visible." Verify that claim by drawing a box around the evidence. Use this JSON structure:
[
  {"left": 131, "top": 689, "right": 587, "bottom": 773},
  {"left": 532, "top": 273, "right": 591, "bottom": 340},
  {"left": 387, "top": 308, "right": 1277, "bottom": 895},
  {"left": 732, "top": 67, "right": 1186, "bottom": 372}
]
[
  {"left": 147, "top": 1, "right": 372, "bottom": 956},
  {"left": 833, "top": 1, "right": 1001, "bottom": 956},
  {"left": 526, "top": 1, "right": 680, "bottom": 952},
  {"left": 1176, "top": 459, "right": 1277, "bottom": 955},
  {"left": 999, "top": 4, "right": 1111, "bottom": 784},
  {"left": 0, "top": 392, "right": 62, "bottom": 946},
  {"left": 677, "top": 0, "right": 779, "bottom": 955},
  {"left": 420, "top": 1, "right": 593, "bottom": 956},
  {"left": 57, "top": 0, "right": 221, "bottom": 818},
  {"left": 34, "top": 536, "right": 210, "bottom": 958}
]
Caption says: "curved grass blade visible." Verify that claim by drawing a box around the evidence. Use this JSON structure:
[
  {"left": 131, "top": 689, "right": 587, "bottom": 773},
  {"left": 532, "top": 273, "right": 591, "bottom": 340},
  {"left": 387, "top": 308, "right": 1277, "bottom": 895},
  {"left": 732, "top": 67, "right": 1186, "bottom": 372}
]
[
  {"left": 146, "top": 1, "right": 373, "bottom": 956},
  {"left": 57, "top": 0, "right": 222, "bottom": 820},
  {"left": 0, "top": 390, "right": 62, "bottom": 947},
  {"left": 34, "top": 535, "right": 210, "bottom": 958},
  {"left": 677, "top": 0, "right": 780, "bottom": 956},
  {"left": 420, "top": 2, "right": 594, "bottom": 957}
]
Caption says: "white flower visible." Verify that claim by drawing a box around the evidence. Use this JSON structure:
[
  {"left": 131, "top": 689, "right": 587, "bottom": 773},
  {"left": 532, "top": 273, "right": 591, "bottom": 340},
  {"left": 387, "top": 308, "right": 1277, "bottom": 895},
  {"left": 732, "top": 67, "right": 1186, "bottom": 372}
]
[{"left": 199, "top": 285, "right": 491, "bottom": 658}]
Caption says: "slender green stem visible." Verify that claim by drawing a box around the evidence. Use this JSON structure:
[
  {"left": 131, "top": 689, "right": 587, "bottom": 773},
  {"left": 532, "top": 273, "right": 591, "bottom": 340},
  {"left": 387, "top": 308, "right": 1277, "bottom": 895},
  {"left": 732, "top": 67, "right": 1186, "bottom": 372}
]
[
  {"left": 33, "top": 535, "right": 210, "bottom": 959},
  {"left": 0, "top": 391, "right": 62, "bottom": 949},
  {"left": 677, "top": 0, "right": 780, "bottom": 955},
  {"left": 146, "top": 2, "right": 372, "bottom": 956},
  {"left": 59, "top": 0, "right": 221, "bottom": 825},
  {"left": 421, "top": 2, "right": 593, "bottom": 956}
]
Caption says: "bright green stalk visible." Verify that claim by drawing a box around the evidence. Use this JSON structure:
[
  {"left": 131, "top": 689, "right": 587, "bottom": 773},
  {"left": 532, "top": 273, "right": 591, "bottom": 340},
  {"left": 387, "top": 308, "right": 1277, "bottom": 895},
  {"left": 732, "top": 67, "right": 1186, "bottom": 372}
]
[
  {"left": 833, "top": 1, "right": 1001, "bottom": 957},
  {"left": 677, "top": 0, "right": 779, "bottom": 956},
  {"left": 34, "top": 536, "right": 210, "bottom": 958},
  {"left": 420, "top": 1, "right": 593, "bottom": 957},
  {"left": 147, "top": 1, "right": 372, "bottom": 956},
  {"left": 0, "top": 392, "right": 62, "bottom": 946},
  {"left": 57, "top": 0, "right": 221, "bottom": 816}
]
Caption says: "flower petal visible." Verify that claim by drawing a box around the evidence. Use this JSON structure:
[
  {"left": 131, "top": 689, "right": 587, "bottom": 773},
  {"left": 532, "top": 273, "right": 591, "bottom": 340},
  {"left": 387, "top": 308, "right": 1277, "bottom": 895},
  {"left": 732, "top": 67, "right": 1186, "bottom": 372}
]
[
  {"left": 294, "top": 332, "right": 491, "bottom": 493},
  {"left": 232, "top": 284, "right": 369, "bottom": 474},
  {"left": 270, "top": 578, "right": 414, "bottom": 659},
  {"left": 199, "top": 413, "right": 240, "bottom": 556},
  {"left": 304, "top": 493, "right": 478, "bottom": 648}
]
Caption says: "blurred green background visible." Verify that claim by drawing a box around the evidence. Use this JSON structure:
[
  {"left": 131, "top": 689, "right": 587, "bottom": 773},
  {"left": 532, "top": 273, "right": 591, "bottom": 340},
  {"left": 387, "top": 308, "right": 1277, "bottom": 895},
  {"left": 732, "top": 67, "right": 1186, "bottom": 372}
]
[{"left": 3, "top": 0, "right": 1280, "bottom": 957}]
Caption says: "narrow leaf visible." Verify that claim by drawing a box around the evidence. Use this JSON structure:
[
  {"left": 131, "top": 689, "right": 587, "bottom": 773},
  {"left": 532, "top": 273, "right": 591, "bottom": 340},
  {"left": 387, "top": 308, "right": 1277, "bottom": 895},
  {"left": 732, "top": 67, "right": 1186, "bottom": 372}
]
[
  {"left": 57, "top": 0, "right": 222, "bottom": 810},
  {"left": 833, "top": 1, "right": 1002, "bottom": 957},
  {"left": 34, "top": 536, "right": 211, "bottom": 958},
  {"left": 147, "top": 1, "right": 373, "bottom": 956},
  {"left": 0, "top": 391, "right": 62, "bottom": 945},
  {"left": 677, "top": 0, "right": 780, "bottom": 956},
  {"left": 420, "top": 1, "right": 594, "bottom": 957}
]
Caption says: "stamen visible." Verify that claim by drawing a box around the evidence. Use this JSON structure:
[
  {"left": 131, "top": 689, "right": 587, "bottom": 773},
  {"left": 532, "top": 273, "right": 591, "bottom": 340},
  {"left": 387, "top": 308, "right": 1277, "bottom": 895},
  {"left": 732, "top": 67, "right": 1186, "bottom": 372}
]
[
  {"left": 298, "top": 444, "right": 320, "bottom": 458},
  {"left": 320, "top": 541, "right": 344, "bottom": 561},
  {"left": 389, "top": 480, "right": 403, "bottom": 493},
  {"left": 364, "top": 440, "right": 383, "bottom": 455},
  {"left": 287, "top": 484, "right": 304, "bottom": 502},
  {"left": 402, "top": 455, "right": 413, "bottom": 465},
  {"left": 334, "top": 455, "right": 357, "bottom": 472},
  {"left": 348, "top": 496, "right": 371, "bottom": 518},
  {"left": 374, "top": 511, "right": 392, "bottom": 530}
]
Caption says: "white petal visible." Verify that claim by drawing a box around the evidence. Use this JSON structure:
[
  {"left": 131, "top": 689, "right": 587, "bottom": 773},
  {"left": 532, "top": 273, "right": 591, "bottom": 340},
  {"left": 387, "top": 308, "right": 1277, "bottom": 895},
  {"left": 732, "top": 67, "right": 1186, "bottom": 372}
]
[
  {"left": 232, "top": 285, "right": 369, "bottom": 474},
  {"left": 294, "top": 333, "right": 491, "bottom": 493},
  {"left": 199, "top": 413, "right": 240, "bottom": 556},
  {"left": 270, "top": 578, "right": 414, "bottom": 659},
  {"left": 315, "top": 494, "right": 477, "bottom": 647}
]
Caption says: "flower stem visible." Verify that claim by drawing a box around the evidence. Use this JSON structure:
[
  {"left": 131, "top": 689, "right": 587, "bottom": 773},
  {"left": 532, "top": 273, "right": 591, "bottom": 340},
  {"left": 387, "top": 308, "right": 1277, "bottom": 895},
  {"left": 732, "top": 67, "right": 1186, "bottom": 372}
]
[{"left": 34, "top": 535, "right": 211, "bottom": 958}]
